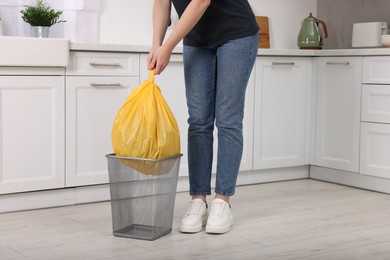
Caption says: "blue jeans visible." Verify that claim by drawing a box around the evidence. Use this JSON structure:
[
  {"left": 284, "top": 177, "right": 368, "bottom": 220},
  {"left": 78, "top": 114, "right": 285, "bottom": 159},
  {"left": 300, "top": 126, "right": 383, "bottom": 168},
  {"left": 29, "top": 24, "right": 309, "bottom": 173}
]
[{"left": 183, "top": 33, "right": 258, "bottom": 197}]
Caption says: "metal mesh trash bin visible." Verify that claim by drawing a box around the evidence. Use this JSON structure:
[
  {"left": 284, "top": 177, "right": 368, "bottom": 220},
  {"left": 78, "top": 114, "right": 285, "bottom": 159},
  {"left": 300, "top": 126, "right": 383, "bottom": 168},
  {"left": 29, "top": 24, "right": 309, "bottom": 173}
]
[{"left": 106, "top": 153, "right": 182, "bottom": 241}]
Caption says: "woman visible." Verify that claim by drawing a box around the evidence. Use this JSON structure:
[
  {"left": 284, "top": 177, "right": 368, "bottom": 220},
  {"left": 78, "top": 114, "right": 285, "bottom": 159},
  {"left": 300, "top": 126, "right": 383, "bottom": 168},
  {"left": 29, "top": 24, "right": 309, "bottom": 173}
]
[{"left": 147, "top": 0, "right": 259, "bottom": 234}]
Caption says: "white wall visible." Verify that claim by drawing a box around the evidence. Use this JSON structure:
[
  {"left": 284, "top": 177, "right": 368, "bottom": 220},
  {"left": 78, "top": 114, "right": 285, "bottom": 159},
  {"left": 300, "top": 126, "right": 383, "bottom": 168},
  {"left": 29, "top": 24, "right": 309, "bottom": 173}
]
[
  {"left": 98, "top": 0, "right": 154, "bottom": 46},
  {"left": 98, "top": 0, "right": 318, "bottom": 49}
]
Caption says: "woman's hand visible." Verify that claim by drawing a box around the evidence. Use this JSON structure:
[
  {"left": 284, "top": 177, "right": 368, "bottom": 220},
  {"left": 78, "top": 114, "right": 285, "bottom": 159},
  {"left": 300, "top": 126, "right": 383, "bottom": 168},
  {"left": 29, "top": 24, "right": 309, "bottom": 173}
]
[
  {"left": 147, "top": 44, "right": 173, "bottom": 75},
  {"left": 147, "top": 46, "right": 158, "bottom": 71}
]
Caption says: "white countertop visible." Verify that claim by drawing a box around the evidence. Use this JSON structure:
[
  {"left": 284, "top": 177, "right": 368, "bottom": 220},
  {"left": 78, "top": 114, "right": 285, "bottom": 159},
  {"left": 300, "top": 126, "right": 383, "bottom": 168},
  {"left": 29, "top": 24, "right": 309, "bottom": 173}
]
[
  {"left": 1, "top": 38, "right": 389, "bottom": 68},
  {"left": 70, "top": 42, "right": 390, "bottom": 56},
  {"left": 70, "top": 42, "right": 153, "bottom": 53},
  {"left": 316, "top": 48, "right": 390, "bottom": 56}
]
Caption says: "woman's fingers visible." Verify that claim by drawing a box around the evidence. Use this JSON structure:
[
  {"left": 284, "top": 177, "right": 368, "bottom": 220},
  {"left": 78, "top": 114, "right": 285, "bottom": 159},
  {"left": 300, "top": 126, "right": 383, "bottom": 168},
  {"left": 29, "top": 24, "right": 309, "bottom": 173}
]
[
  {"left": 147, "top": 45, "right": 172, "bottom": 74},
  {"left": 155, "top": 60, "right": 167, "bottom": 75},
  {"left": 146, "top": 52, "right": 156, "bottom": 70}
]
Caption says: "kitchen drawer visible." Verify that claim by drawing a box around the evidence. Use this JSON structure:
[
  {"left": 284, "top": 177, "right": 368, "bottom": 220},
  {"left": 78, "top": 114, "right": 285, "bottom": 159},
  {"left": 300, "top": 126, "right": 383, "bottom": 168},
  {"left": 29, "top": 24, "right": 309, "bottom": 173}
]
[
  {"left": 362, "top": 84, "right": 390, "bottom": 124},
  {"left": 67, "top": 52, "right": 140, "bottom": 76},
  {"left": 360, "top": 122, "right": 390, "bottom": 179},
  {"left": 363, "top": 56, "right": 390, "bottom": 84}
]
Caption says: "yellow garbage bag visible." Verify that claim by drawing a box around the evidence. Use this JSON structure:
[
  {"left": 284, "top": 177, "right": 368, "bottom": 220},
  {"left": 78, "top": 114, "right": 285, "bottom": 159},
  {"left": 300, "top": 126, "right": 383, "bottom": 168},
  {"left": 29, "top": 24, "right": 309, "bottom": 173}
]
[{"left": 111, "top": 70, "right": 180, "bottom": 174}]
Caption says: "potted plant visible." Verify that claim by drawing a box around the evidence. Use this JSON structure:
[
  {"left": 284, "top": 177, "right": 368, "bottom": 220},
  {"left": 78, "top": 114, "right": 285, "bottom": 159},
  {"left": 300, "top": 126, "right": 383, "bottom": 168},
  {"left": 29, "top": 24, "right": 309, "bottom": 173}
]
[{"left": 20, "top": 0, "right": 65, "bottom": 38}]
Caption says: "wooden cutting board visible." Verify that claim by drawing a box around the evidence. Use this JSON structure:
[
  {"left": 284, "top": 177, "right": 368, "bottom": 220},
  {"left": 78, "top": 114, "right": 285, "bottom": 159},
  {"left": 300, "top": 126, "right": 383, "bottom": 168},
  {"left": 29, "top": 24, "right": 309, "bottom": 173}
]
[{"left": 255, "top": 16, "right": 270, "bottom": 49}]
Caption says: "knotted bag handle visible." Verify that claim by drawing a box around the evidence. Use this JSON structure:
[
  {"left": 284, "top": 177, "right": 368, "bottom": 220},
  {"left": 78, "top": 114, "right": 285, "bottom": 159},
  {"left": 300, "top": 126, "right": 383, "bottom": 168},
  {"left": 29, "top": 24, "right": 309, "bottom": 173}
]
[{"left": 149, "top": 69, "right": 155, "bottom": 83}]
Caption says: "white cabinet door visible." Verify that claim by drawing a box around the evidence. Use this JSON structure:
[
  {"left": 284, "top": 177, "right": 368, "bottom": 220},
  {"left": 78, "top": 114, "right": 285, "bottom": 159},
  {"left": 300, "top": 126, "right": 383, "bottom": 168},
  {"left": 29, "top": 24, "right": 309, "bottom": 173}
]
[
  {"left": 253, "top": 57, "right": 308, "bottom": 169},
  {"left": 315, "top": 57, "right": 362, "bottom": 172},
  {"left": 360, "top": 122, "right": 390, "bottom": 179},
  {"left": 0, "top": 76, "right": 65, "bottom": 194},
  {"left": 140, "top": 54, "right": 254, "bottom": 176},
  {"left": 66, "top": 76, "right": 138, "bottom": 187},
  {"left": 140, "top": 54, "right": 198, "bottom": 176},
  {"left": 241, "top": 71, "right": 255, "bottom": 171},
  {"left": 362, "top": 56, "right": 390, "bottom": 84},
  {"left": 361, "top": 84, "right": 390, "bottom": 124}
]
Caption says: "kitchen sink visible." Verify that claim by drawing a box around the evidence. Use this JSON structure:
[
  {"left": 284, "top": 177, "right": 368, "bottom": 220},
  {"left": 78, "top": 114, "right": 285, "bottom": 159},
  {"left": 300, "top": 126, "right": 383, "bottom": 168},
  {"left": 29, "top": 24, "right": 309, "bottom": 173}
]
[{"left": 0, "top": 36, "right": 69, "bottom": 67}]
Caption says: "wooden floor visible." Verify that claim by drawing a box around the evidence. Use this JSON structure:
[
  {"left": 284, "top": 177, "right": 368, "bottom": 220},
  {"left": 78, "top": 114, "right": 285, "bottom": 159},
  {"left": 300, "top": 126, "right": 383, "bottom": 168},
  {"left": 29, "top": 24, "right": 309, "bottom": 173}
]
[{"left": 1, "top": 179, "right": 390, "bottom": 260}]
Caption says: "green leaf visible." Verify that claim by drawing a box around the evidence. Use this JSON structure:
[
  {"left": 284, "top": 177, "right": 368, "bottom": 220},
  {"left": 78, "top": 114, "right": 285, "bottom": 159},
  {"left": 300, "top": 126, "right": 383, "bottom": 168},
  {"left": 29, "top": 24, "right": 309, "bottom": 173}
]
[{"left": 20, "top": 0, "right": 66, "bottom": 27}]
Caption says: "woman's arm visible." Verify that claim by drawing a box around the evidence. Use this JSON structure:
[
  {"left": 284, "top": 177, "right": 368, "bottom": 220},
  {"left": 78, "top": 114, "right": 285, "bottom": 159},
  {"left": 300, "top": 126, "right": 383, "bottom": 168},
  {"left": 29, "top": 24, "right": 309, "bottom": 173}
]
[
  {"left": 148, "top": 0, "right": 211, "bottom": 74},
  {"left": 151, "top": 0, "right": 171, "bottom": 51},
  {"left": 147, "top": 0, "right": 171, "bottom": 70}
]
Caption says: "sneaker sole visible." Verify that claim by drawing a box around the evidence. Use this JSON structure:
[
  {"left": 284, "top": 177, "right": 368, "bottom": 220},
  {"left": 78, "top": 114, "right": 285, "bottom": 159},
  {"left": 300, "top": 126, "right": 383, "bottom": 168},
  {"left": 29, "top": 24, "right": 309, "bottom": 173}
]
[
  {"left": 206, "top": 218, "right": 233, "bottom": 234},
  {"left": 180, "top": 217, "right": 208, "bottom": 233},
  {"left": 205, "top": 224, "right": 231, "bottom": 234},
  {"left": 179, "top": 224, "right": 203, "bottom": 233}
]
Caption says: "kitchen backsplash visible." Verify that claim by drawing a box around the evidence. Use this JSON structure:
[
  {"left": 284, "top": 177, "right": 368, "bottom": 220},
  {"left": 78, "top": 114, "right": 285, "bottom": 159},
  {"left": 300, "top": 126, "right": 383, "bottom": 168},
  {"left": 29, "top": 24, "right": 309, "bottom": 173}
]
[
  {"left": 318, "top": 0, "right": 390, "bottom": 49},
  {"left": 1, "top": 0, "right": 318, "bottom": 49},
  {"left": 98, "top": 0, "right": 317, "bottom": 49}
]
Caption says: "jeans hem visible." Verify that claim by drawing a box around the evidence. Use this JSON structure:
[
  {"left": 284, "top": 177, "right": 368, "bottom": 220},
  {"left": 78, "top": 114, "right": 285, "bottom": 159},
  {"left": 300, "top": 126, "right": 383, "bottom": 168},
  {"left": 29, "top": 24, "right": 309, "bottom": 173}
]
[
  {"left": 215, "top": 190, "right": 235, "bottom": 197},
  {"left": 190, "top": 192, "right": 212, "bottom": 196}
]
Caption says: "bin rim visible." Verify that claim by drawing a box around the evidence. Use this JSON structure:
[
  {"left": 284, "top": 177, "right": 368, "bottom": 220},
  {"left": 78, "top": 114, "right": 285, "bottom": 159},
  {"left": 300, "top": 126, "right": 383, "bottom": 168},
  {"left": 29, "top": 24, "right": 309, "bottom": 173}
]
[{"left": 106, "top": 153, "right": 183, "bottom": 162}]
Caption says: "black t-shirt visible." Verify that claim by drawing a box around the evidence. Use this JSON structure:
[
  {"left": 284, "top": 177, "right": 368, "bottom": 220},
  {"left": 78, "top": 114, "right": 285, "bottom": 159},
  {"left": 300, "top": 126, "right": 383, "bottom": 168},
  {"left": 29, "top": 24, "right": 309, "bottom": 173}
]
[{"left": 171, "top": 0, "right": 259, "bottom": 48}]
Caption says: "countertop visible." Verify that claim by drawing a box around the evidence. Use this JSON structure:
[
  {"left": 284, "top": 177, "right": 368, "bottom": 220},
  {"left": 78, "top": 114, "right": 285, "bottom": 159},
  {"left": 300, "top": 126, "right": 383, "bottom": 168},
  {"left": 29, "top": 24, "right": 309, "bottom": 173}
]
[{"left": 70, "top": 42, "right": 390, "bottom": 57}]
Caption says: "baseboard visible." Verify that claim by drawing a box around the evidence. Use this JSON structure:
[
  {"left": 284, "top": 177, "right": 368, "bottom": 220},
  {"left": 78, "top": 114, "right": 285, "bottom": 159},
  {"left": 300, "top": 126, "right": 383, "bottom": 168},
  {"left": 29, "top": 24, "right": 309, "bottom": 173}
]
[
  {"left": 0, "top": 166, "right": 309, "bottom": 213},
  {"left": 310, "top": 166, "right": 390, "bottom": 194},
  {"left": 236, "top": 166, "right": 310, "bottom": 186},
  {"left": 3, "top": 165, "right": 388, "bottom": 213},
  {"left": 0, "top": 188, "right": 76, "bottom": 213}
]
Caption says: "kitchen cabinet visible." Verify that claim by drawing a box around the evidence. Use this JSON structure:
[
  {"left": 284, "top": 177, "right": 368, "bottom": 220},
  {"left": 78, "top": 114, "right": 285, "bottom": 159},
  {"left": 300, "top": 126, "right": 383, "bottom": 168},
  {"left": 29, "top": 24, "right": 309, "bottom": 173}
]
[
  {"left": 65, "top": 52, "right": 139, "bottom": 187},
  {"left": 65, "top": 77, "right": 137, "bottom": 187},
  {"left": 4, "top": 45, "right": 390, "bottom": 212},
  {"left": 140, "top": 54, "right": 192, "bottom": 176},
  {"left": 241, "top": 69, "right": 255, "bottom": 172},
  {"left": 315, "top": 57, "right": 362, "bottom": 172},
  {"left": 361, "top": 84, "right": 390, "bottom": 124},
  {"left": 0, "top": 73, "right": 65, "bottom": 194},
  {"left": 253, "top": 57, "right": 309, "bottom": 169},
  {"left": 362, "top": 56, "right": 390, "bottom": 84},
  {"left": 360, "top": 123, "right": 390, "bottom": 179},
  {"left": 140, "top": 54, "right": 254, "bottom": 176},
  {"left": 360, "top": 57, "right": 390, "bottom": 179},
  {"left": 66, "top": 51, "right": 139, "bottom": 76}
]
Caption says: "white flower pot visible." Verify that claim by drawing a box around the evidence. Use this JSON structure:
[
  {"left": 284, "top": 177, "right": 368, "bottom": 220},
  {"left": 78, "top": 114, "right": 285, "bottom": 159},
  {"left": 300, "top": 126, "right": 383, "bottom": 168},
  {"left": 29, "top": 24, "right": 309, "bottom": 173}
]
[{"left": 32, "top": 26, "right": 50, "bottom": 38}]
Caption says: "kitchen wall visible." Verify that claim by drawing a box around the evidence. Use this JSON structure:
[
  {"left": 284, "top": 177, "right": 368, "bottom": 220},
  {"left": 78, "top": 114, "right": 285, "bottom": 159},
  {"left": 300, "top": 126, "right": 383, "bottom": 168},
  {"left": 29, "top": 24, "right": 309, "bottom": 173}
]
[
  {"left": 98, "top": 0, "right": 318, "bottom": 49},
  {"left": 317, "top": 0, "right": 390, "bottom": 49},
  {"left": 0, "top": 0, "right": 101, "bottom": 41}
]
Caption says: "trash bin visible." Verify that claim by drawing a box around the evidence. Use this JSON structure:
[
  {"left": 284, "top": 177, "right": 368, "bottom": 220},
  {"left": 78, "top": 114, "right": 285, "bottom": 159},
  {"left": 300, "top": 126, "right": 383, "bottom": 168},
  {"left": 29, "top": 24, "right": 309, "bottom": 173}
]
[{"left": 106, "top": 153, "right": 182, "bottom": 241}]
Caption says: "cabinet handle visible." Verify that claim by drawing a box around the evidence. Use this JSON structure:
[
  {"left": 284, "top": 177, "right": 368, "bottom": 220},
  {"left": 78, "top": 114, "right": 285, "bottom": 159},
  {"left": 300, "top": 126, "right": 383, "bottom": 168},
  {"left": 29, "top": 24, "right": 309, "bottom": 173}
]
[
  {"left": 272, "top": 62, "right": 295, "bottom": 66},
  {"left": 89, "top": 62, "right": 121, "bottom": 68},
  {"left": 326, "top": 62, "right": 350, "bottom": 66},
  {"left": 90, "top": 83, "right": 123, "bottom": 88}
]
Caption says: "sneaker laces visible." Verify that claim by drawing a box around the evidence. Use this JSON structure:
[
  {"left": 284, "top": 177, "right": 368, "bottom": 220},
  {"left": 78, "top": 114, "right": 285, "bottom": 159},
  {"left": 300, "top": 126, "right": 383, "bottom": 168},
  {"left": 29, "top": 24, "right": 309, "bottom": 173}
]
[
  {"left": 184, "top": 201, "right": 205, "bottom": 217},
  {"left": 209, "top": 201, "right": 229, "bottom": 219}
]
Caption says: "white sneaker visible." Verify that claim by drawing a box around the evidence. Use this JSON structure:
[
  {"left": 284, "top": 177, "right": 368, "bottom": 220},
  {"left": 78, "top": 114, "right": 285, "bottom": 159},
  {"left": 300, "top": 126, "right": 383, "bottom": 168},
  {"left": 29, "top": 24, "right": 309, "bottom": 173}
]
[
  {"left": 179, "top": 198, "right": 208, "bottom": 233},
  {"left": 205, "top": 198, "right": 233, "bottom": 234}
]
